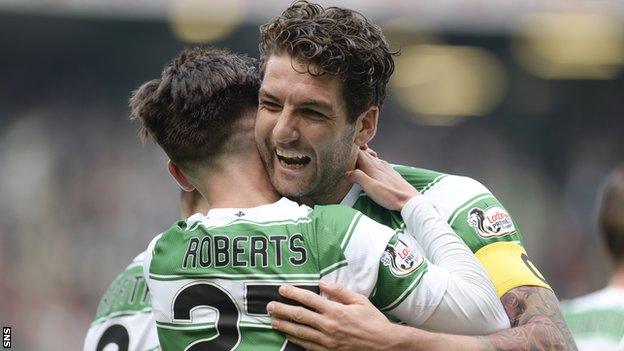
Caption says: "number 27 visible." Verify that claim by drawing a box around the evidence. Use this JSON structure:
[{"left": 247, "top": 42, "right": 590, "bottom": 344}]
[{"left": 173, "top": 282, "right": 318, "bottom": 351}]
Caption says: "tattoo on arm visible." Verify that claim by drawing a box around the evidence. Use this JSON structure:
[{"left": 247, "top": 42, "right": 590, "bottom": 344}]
[{"left": 474, "top": 286, "right": 577, "bottom": 351}]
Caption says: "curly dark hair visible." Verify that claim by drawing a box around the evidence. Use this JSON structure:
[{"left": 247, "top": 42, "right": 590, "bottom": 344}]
[
  {"left": 129, "top": 47, "right": 260, "bottom": 172},
  {"left": 259, "top": 0, "right": 397, "bottom": 122}
]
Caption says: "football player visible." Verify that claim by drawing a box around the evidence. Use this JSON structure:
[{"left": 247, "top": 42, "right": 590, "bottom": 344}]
[
  {"left": 562, "top": 166, "right": 624, "bottom": 350},
  {"left": 255, "top": 1, "right": 576, "bottom": 350},
  {"left": 131, "top": 46, "right": 509, "bottom": 350}
]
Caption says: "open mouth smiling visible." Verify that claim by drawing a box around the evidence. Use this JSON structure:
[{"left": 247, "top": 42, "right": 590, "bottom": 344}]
[{"left": 275, "top": 148, "right": 311, "bottom": 169}]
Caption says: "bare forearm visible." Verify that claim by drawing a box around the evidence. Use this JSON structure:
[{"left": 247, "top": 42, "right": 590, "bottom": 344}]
[
  {"left": 396, "top": 320, "right": 573, "bottom": 351},
  {"left": 475, "top": 286, "right": 577, "bottom": 351},
  {"left": 474, "top": 322, "right": 569, "bottom": 351},
  {"left": 398, "top": 286, "right": 577, "bottom": 351}
]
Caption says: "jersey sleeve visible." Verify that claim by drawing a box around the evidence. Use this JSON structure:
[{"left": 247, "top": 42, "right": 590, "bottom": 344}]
[
  {"left": 84, "top": 252, "right": 159, "bottom": 351},
  {"left": 399, "top": 195, "right": 510, "bottom": 334},
  {"left": 318, "top": 196, "right": 511, "bottom": 334},
  {"left": 311, "top": 205, "right": 445, "bottom": 325},
  {"left": 399, "top": 166, "right": 552, "bottom": 297},
  {"left": 368, "top": 232, "right": 444, "bottom": 326}
]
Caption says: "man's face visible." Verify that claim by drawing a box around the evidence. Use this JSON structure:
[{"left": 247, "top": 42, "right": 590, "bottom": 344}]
[{"left": 255, "top": 54, "right": 357, "bottom": 203}]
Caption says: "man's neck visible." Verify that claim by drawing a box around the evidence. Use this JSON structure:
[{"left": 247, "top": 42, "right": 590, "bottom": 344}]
[
  {"left": 199, "top": 158, "right": 280, "bottom": 210},
  {"left": 299, "top": 176, "right": 354, "bottom": 207},
  {"left": 297, "top": 151, "right": 358, "bottom": 206},
  {"left": 609, "top": 264, "right": 624, "bottom": 288}
]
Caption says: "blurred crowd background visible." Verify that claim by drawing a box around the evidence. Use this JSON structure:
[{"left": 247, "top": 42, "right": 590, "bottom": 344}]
[{"left": 0, "top": 0, "right": 623, "bottom": 349}]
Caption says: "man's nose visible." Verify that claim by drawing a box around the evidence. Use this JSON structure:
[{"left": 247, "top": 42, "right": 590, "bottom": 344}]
[{"left": 272, "top": 110, "right": 300, "bottom": 144}]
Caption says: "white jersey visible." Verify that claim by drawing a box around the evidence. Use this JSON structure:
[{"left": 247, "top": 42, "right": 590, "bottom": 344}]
[
  {"left": 562, "top": 286, "right": 624, "bottom": 351},
  {"left": 84, "top": 253, "right": 159, "bottom": 351}
]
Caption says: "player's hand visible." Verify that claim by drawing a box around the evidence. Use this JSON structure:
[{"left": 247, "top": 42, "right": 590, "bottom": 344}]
[
  {"left": 345, "top": 146, "right": 420, "bottom": 211},
  {"left": 268, "top": 281, "right": 401, "bottom": 351}
]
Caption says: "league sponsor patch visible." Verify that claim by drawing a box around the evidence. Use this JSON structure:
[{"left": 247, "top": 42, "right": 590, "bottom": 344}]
[
  {"left": 381, "top": 239, "right": 423, "bottom": 277},
  {"left": 467, "top": 206, "right": 516, "bottom": 238}
]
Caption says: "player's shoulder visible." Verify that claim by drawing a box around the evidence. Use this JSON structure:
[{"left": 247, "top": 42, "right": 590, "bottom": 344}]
[
  {"left": 392, "top": 164, "right": 446, "bottom": 191},
  {"left": 147, "top": 218, "right": 202, "bottom": 273},
  {"left": 311, "top": 204, "right": 363, "bottom": 230},
  {"left": 92, "top": 251, "right": 151, "bottom": 325},
  {"left": 150, "top": 219, "right": 193, "bottom": 254},
  {"left": 394, "top": 164, "right": 524, "bottom": 250},
  {"left": 393, "top": 164, "right": 488, "bottom": 198},
  {"left": 311, "top": 203, "right": 360, "bottom": 219},
  {"left": 393, "top": 164, "right": 492, "bottom": 217}
]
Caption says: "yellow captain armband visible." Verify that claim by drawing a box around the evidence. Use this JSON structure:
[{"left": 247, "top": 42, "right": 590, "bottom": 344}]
[{"left": 475, "top": 241, "right": 552, "bottom": 297}]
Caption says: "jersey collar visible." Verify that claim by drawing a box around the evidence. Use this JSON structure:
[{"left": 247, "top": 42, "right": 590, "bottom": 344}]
[
  {"left": 190, "top": 197, "right": 311, "bottom": 228},
  {"left": 339, "top": 183, "right": 363, "bottom": 207}
]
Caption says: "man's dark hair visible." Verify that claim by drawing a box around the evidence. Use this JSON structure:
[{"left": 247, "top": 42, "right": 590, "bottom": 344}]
[
  {"left": 259, "top": 0, "right": 396, "bottom": 122},
  {"left": 598, "top": 165, "right": 624, "bottom": 265},
  {"left": 129, "top": 47, "right": 260, "bottom": 172}
]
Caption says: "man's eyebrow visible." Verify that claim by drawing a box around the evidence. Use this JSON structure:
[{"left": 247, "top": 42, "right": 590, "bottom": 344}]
[
  {"left": 299, "top": 99, "right": 333, "bottom": 113},
  {"left": 258, "top": 89, "right": 279, "bottom": 101},
  {"left": 259, "top": 89, "right": 334, "bottom": 113}
]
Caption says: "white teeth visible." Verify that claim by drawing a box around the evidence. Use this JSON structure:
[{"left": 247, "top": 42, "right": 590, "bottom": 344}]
[{"left": 275, "top": 148, "right": 309, "bottom": 159}]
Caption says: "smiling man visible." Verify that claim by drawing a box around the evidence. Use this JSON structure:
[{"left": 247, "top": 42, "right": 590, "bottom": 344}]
[
  {"left": 256, "top": 1, "right": 576, "bottom": 350},
  {"left": 256, "top": 55, "right": 359, "bottom": 206}
]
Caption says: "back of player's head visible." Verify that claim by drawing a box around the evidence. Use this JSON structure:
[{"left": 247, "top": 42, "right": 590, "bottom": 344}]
[
  {"left": 598, "top": 165, "right": 624, "bottom": 266},
  {"left": 129, "top": 47, "right": 260, "bottom": 173},
  {"left": 259, "top": 0, "right": 396, "bottom": 122},
  {"left": 180, "top": 189, "right": 209, "bottom": 219}
]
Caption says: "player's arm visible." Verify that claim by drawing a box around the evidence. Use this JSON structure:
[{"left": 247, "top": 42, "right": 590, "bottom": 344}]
[
  {"left": 380, "top": 196, "right": 510, "bottom": 333},
  {"left": 269, "top": 190, "right": 508, "bottom": 341},
  {"left": 268, "top": 283, "right": 574, "bottom": 351},
  {"left": 346, "top": 149, "right": 508, "bottom": 332},
  {"left": 350, "top": 149, "right": 576, "bottom": 350},
  {"left": 380, "top": 286, "right": 574, "bottom": 351}
]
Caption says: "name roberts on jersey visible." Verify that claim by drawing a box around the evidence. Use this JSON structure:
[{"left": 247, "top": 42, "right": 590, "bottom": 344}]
[{"left": 182, "top": 232, "right": 307, "bottom": 270}]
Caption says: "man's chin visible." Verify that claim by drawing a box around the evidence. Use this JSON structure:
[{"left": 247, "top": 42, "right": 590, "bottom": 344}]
[
  {"left": 275, "top": 184, "right": 308, "bottom": 199},
  {"left": 271, "top": 177, "right": 312, "bottom": 200}
]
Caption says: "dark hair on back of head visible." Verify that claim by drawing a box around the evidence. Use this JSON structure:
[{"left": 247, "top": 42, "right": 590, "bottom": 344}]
[
  {"left": 598, "top": 165, "right": 624, "bottom": 265},
  {"left": 259, "top": 0, "right": 397, "bottom": 123},
  {"left": 129, "top": 47, "right": 260, "bottom": 171}
]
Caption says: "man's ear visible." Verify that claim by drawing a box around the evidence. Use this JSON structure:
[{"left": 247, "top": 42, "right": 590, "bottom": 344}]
[
  {"left": 168, "top": 160, "right": 195, "bottom": 192},
  {"left": 354, "top": 106, "right": 379, "bottom": 147}
]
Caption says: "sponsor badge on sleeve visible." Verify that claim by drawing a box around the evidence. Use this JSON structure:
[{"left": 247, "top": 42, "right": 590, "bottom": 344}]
[
  {"left": 381, "top": 239, "right": 423, "bottom": 277},
  {"left": 467, "top": 206, "right": 516, "bottom": 238}
]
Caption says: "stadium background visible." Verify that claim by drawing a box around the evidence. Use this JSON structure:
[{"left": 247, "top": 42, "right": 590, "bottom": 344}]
[{"left": 0, "top": 0, "right": 622, "bottom": 349}]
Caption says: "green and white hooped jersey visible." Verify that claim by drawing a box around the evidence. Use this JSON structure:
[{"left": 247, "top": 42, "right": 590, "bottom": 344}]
[
  {"left": 84, "top": 252, "right": 159, "bottom": 351},
  {"left": 144, "top": 198, "right": 444, "bottom": 351},
  {"left": 341, "top": 165, "right": 551, "bottom": 297},
  {"left": 562, "top": 287, "right": 624, "bottom": 351}
]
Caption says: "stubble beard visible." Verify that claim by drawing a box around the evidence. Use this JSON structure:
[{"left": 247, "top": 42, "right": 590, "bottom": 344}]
[
  {"left": 258, "top": 127, "right": 357, "bottom": 206},
  {"left": 285, "top": 128, "right": 356, "bottom": 206}
]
